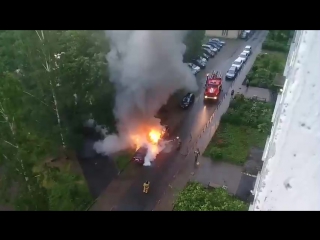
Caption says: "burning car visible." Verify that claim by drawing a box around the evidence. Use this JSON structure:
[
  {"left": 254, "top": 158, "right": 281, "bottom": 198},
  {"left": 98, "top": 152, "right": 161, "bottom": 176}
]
[
  {"left": 132, "top": 146, "right": 148, "bottom": 164},
  {"left": 131, "top": 125, "right": 179, "bottom": 165}
]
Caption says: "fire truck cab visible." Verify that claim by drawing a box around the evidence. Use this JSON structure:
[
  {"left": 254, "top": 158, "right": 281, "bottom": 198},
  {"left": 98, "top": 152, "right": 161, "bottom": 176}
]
[{"left": 204, "top": 71, "right": 222, "bottom": 101}]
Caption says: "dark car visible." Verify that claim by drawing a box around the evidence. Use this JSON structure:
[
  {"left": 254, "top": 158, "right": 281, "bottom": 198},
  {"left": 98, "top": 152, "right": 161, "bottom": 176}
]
[
  {"left": 132, "top": 146, "right": 148, "bottom": 164},
  {"left": 207, "top": 42, "right": 221, "bottom": 51},
  {"left": 208, "top": 40, "right": 223, "bottom": 48},
  {"left": 202, "top": 48, "right": 215, "bottom": 58},
  {"left": 192, "top": 59, "right": 205, "bottom": 69},
  {"left": 201, "top": 53, "right": 210, "bottom": 60},
  {"left": 225, "top": 66, "right": 238, "bottom": 80},
  {"left": 180, "top": 92, "right": 195, "bottom": 109}
]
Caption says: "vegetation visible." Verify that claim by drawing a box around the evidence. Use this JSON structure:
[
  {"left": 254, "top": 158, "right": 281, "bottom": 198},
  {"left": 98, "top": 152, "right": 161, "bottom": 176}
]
[
  {"left": 183, "top": 30, "right": 206, "bottom": 62},
  {"left": 262, "top": 30, "right": 293, "bottom": 53},
  {"left": 204, "top": 95, "right": 274, "bottom": 165},
  {"left": 246, "top": 53, "right": 286, "bottom": 89},
  {"left": 0, "top": 30, "right": 203, "bottom": 210},
  {"left": 174, "top": 182, "right": 248, "bottom": 211}
]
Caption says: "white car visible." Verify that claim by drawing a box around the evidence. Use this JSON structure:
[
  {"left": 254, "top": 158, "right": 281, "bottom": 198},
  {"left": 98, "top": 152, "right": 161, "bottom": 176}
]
[
  {"left": 245, "top": 30, "right": 251, "bottom": 36},
  {"left": 188, "top": 63, "right": 200, "bottom": 75},
  {"left": 232, "top": 57, "right": 244, "bottom": 71},
  {"left": 238, "top": 51, "right": 249, "bottom": 63},
  {"left": 244, "top": 45, "right": 252, "bottom": 55},
  {"left": 200, "top": 57, "right": 208, "bottom": 65},
  {"left": 243, "top": 50, "right": 250, "bottom": 56}
]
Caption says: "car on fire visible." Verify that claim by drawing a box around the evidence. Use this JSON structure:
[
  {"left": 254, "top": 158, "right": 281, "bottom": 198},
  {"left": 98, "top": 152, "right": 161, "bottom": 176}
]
[{"left": 132, "top": 146, "right": 148, "bottom": 164}]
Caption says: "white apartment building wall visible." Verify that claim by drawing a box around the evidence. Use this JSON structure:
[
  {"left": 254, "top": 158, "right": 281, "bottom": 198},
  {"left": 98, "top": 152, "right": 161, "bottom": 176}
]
[{"left": 249, "top": 30, "right": 320, "bottom": 211}]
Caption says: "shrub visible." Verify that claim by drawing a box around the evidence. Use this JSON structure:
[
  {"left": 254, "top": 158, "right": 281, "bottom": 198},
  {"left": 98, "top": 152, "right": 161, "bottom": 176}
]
[
  {"left": 247, "top": 53, "right": 286, "bottom": 89},
  {"left": 262, "top": 41, "right": 289, "bottom": 53},
  {"left": 212, "top": 148, "right": 223, "bottom": 159},
  {"left": 174, "top": 182, "right": 248, "bottom": 211}
]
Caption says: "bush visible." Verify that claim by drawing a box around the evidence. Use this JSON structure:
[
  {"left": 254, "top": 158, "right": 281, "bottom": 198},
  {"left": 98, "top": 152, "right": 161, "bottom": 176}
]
[
  {"left": 262, "top": 41, "right": 289, "bottom": 53},
  {"left": 246, "top": 53, "right": 286, "bottom": 89},
  {"left": 222, "top": 97, "right": 274, "bottom": 130},
  {"left": 174, "top": 182, "right": 248, "bottom": 211},
  {"left": 212, "top": 148, "right": 223, "bottom": 159}
]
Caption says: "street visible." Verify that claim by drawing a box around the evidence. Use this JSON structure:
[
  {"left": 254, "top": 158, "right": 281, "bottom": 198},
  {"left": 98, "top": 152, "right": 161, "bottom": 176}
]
[{"left": 91, "top": 31, "right": 268, "bottom": 211}]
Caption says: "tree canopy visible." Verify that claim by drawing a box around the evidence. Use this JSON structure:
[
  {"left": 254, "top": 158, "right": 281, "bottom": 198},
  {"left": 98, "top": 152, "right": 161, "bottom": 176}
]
[{"left": 0, "top": 30, "right": 205, "bottom": 210}]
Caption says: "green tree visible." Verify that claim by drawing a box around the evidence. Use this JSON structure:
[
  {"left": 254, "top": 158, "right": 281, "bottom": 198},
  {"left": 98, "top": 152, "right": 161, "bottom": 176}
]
[
  {"left": 0, "top": 72, "right": 55, "bottom": 210},
  {"left": 183, "top": 30, "right": 206, "bottom": 62}
]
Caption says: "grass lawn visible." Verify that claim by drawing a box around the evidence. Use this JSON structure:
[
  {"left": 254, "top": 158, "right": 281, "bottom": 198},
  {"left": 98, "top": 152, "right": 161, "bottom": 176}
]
[
  {"left": 114, "top": 150, "right": 135, "bottom": 172},
  {"left": 174, "top": 182, "right": 248, "bottom": 211},
  {"left": 204, "top": 123, "right": 267, "bottom": 165}
]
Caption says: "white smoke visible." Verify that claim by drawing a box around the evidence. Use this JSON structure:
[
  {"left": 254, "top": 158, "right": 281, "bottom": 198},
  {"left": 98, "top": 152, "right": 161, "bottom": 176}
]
[{"left": 93, "top": 30, "right": 198, "bottom": 164}]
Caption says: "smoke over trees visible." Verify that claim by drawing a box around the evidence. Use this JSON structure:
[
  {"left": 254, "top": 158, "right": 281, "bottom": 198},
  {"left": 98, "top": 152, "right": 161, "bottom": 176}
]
[{"left": 0, "top": 30, "right": 204, "bottom": 210}]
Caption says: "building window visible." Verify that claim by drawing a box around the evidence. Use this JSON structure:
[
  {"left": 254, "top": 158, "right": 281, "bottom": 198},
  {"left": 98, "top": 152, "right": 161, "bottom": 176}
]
[{"left": 222, "top": 30, "right": 228, "bottom": 36}]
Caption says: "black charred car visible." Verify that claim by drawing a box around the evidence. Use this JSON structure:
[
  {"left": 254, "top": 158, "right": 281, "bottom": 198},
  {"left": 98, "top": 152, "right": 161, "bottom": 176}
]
[
  {"left": 132, "top": 146, "right": 148, "bottom": 164},
  {"left": 180, "top": 92, "right": 195, "bottom": 109}
]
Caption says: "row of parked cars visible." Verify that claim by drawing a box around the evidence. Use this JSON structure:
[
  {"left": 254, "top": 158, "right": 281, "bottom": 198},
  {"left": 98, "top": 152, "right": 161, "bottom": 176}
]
[
  {"left": 187, "top": 38, "right": 226, "bottom": 75},
  {"left": 225, "top": 45, "right": 252, "bottom": 80}
]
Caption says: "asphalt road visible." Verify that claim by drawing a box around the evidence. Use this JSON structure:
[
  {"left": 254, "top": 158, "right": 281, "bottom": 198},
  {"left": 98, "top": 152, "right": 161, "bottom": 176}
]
[{"left": 111, "top": 31, "right": 268, "bottom": 211}]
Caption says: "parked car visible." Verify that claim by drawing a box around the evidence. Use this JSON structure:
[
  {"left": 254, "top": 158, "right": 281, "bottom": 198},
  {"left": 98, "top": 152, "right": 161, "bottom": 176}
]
[
  {"left": 207, "top": 42, "right": 221, "bottom": 51},
  {"left": 208, "top": 40, "right": 223, "bottom": 48},
  {"left": 245, "top": 30, "right": 252, "bottom": 37},
  {"left": 243, "top": 50, "right": 251, "bottom": 57},
  {"left": 238, "top": 51, "right": 249, "bottom": 63},
  {"left": 132, "top": 146, "right": 148, "bottom": 164},
  {"left": 188, "top": 63, "right": 200, "bottom": 75},
  {"left": 202, "top": 48, "right": 216, "bottom": 57},
  {"left": 199, "top": 57, "right": 208, "bottom": 65},
  {"left": 240, "top": 31, "right": 247, "bottom": 39},
  {"left": 210, "top": 38, "right": 226, "bottom": 45},
  {"left": 225, "top": 66, "right": 238, "bottom": 80},
  {"left": 244, "top": 45, "right": 252, "bottom": 55},
  {"left": 203, "top": 46, "right": 217, "bottom": 54},
  {"left": 180, "top": 92, "right": 195, "bottom": 109},
  {"left": 232, "top": 57, "right": 244, "bottom": 71},
  {"left": 202, "top": 44, "right": 218, "bottom": 53},
  {"left": 201, "top": 53, "right": 210, "bottom": 60},
  {"left": 192, "top": 59, "right": 205, "bottom": 69}
]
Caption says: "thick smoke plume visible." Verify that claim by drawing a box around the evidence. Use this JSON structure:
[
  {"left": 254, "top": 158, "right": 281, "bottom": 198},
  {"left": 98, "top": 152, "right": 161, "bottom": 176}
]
[{"left": 94, "top": 30, "right": 198, "bottom": 165}]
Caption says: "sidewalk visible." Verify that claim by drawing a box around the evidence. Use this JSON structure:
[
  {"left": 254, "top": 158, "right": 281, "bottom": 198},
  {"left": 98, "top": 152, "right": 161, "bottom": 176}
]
[{"left": 153, "top": 69, "right": 248, "bottom": 211}]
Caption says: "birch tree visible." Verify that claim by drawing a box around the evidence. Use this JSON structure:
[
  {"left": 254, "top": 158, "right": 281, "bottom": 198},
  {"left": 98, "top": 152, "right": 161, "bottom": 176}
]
[{"left": 0, "top": 72, "right": 52, "bottom": 210}]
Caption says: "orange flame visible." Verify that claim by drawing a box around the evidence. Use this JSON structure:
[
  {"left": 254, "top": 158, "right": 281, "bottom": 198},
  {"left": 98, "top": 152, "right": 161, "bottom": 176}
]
[{"left": 148, "top": 130, "right": 161, "bottom": 145}]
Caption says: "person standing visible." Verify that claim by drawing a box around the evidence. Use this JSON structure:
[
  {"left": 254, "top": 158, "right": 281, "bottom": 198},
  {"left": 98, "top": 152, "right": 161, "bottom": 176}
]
[
  {"left": 231, "top": 89, "right": 235, "bottom": 99},
  {"left": 143, "top": 181, "right": 150, "bottom": 193},
  {"left": 194, "top": 148, "right": 200, "bottom": 165},
  {"left": 246, "top": 79, "right": 250, "bottom": 89}
]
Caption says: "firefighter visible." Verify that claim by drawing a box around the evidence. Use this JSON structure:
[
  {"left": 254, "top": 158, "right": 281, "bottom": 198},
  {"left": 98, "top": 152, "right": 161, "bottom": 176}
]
[
  {"left": 176, "top": 136, "right": 182, "bottom": 150},
  {"left": 194, "top": 148, "right": 200, "bottom": 164},
  {"left": 206, "top": 73, "right": 209, "bottom": 81},
  {"left": 143, "top": 181, "right": 150, "bottom": 193},
  {"left": 231, "top": 89, "right": 235, "bottom": 98},
  {"left": 246, "top": 79, "right": 250, "bottom": 88}
]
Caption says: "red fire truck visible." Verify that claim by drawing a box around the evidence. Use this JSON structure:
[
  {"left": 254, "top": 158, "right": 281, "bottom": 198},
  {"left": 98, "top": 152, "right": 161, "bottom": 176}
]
[{"left": 204, "top": 71, "right": 222, "bottom": 101}]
